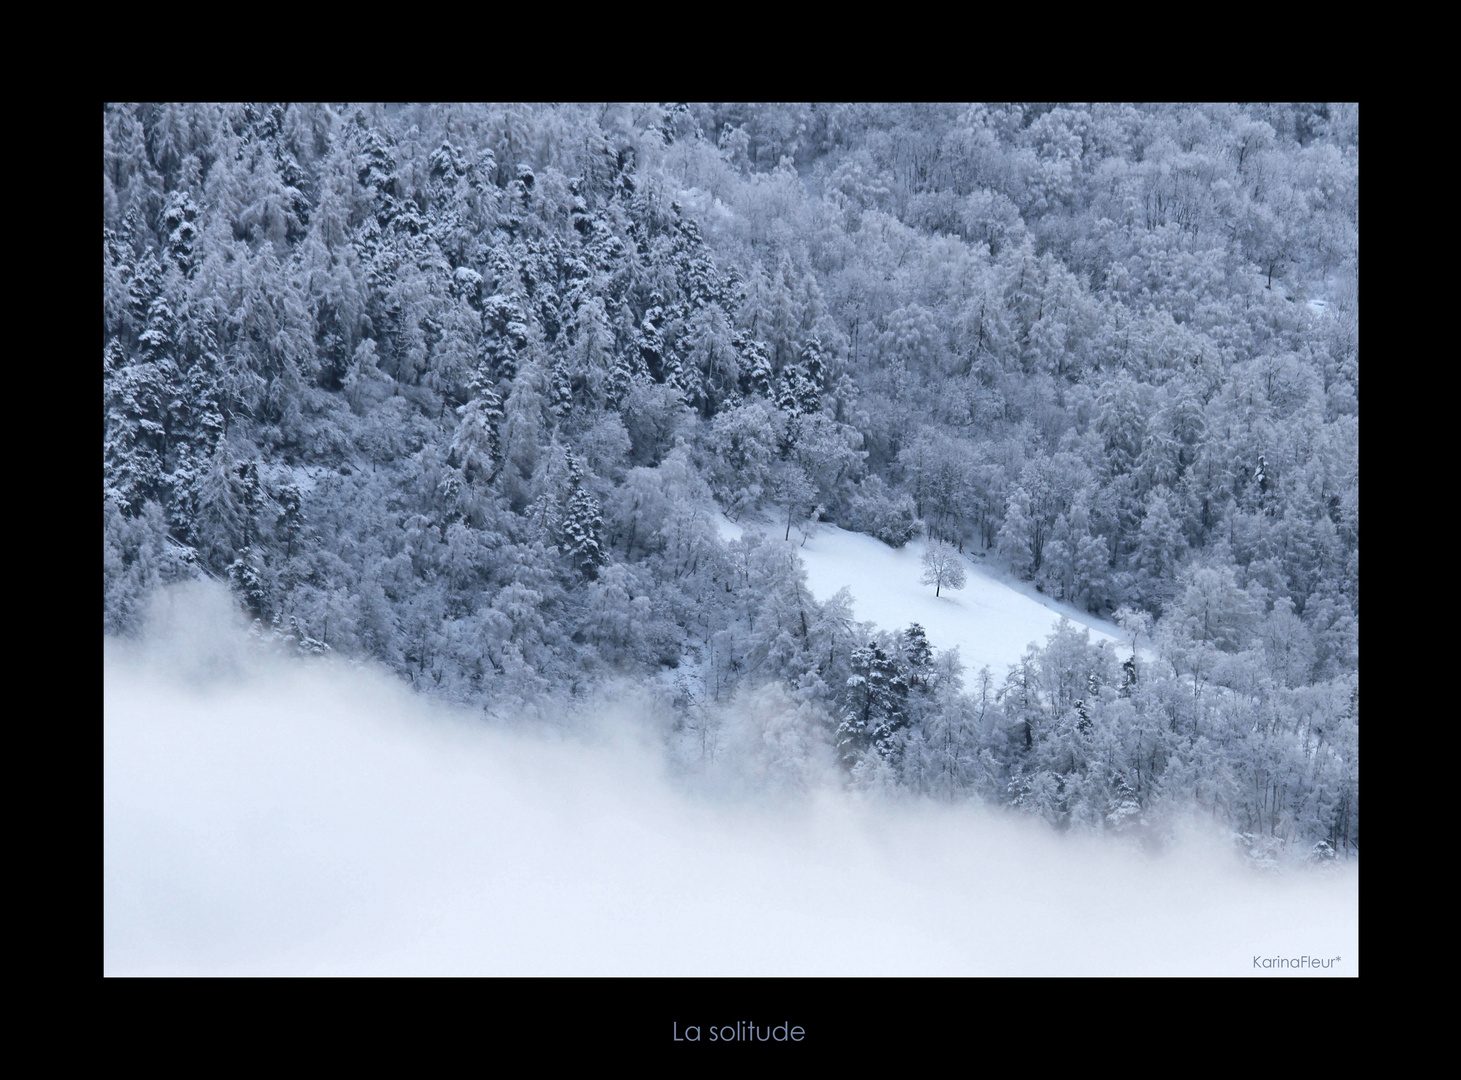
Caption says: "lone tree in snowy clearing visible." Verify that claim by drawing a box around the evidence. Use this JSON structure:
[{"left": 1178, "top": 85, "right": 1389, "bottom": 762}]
[{"left": 921, "top": 541, "right": 967, "bottom": 597}]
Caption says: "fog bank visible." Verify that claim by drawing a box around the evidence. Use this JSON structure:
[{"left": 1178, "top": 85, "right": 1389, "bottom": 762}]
[{"left": 104, "top": 583, "right": 1357, "bottom": 976}]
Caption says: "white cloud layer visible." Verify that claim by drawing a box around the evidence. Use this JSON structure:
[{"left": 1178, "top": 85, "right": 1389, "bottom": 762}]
[{"left": 105, "top": 583, "right": 1358, "bottom": 976}]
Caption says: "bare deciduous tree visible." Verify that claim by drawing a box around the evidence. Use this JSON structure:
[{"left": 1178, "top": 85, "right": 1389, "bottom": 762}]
[{"left": 920, "top": 541, "right": 967, "bottom": 597}]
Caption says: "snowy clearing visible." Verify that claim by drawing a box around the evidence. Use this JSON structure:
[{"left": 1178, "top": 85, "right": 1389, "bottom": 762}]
[{"left": 720, "top": 516, "right": 1129, "bottom": 675}]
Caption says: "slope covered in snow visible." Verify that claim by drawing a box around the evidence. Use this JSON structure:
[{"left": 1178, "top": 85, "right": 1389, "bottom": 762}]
[{"left": 719, "top": 517, "right": 1128, "bottom": 676}]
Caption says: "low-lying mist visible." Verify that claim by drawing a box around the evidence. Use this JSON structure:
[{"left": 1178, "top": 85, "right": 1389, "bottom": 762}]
[{"left": 104, "top": 582, "right": 1357, "bottom": 976}]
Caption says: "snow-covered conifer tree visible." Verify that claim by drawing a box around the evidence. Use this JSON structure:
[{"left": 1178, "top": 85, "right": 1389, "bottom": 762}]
[{"left": 560, "top": 452, "right": 606, "bottom": 581}]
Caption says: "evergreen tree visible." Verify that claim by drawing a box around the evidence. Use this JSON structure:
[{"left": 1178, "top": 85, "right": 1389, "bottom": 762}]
[
  {"left": 193, "top": 439, "right": 244, "bottom": 570},
  {"left": 560, "top": 452, "right": 607, "bottom": 581},
  {"left": 227, "top": 545, "right": 269, "bottom": 618},
  {"left": 103, "top": 310, "right": 177, "bottom": 516},
  {"left": 636, "top": 295, "right": 668, "bottom": 383},
  {"left": 838, "top": 641, "right": 911, "bottom": 766},
  {"left": 1136, "top": 486, "right": 1187, "bottom": 609},
  {"left": 275, "top": 483, "right": 305, "bottom": 558},
  {"left": 605, "top": 344, "right": 643, "bottom": 411},
  {"left": 451, "top": 381, "right": 504, "bottom": 484},
  {"left": 902, "top": 623, "right": 935, "bottom": 690},
  {"left": 481, "top": 290, "right": 529, "bottom": 382},
  {"left": 997, "top": 490, "right": 1036, "bottom": 578},
  {"left": 549, "top": 353, "right": 574, "bottom": 418},
  {"left": 161, "top": 190, "right": 200, "bottom": 277}
]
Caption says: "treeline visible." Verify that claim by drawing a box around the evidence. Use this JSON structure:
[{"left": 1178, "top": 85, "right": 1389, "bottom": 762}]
[{"left": 103, "top": 103, "right": 1358, "bottom": 858}]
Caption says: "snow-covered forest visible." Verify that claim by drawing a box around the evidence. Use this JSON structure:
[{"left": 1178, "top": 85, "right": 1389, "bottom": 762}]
[{"left": 103, "top": 103, "right": 1358, "bottom": 862}]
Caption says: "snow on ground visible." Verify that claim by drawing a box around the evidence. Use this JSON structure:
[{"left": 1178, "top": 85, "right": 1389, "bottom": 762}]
[
  {"left": 104, "top": 584, "right": 1358, "bottom": 976},
  {"left": 719, "top": 516, "right": 1128, "bottom": 676}
]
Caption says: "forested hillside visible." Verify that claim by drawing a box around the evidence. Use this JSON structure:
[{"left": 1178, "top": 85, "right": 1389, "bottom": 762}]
[{"left": 103, "top": 103, "right": 1358, "bottom": 859}]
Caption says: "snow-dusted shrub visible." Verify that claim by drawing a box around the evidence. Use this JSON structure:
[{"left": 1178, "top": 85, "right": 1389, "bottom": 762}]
[{"left": 842, "top": 479, "right": 921, "bottom": 548}]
